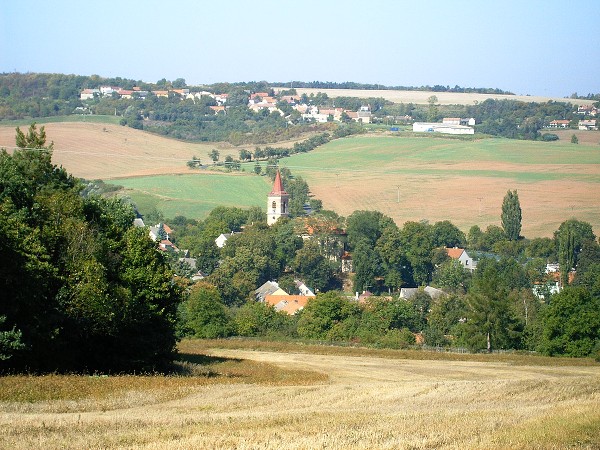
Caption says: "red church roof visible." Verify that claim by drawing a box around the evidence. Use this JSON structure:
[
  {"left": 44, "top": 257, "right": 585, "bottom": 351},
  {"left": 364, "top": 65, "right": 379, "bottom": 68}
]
[{"left": 269, "top": 170, "right": 288, "bottom": 195}]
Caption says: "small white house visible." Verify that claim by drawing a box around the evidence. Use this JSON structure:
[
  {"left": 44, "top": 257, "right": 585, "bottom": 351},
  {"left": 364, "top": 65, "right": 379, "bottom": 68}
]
[{"left": 215, "top": 233, "right": 235, "bottom": 248}]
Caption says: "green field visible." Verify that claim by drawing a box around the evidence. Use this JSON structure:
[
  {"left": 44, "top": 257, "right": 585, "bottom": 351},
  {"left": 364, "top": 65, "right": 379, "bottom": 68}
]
[
  {"left": 282, "top": 134, "right": 600, "bottom": 171},
  {"left": 109, "top": 172, "right": 272, "bottom": 219}
]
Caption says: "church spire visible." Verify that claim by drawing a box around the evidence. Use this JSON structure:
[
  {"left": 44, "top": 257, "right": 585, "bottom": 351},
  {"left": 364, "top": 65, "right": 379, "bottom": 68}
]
[
  {"left": 270, "top": 170, "right": 287, "bottom": 195},
  {"left": 267, "top": 170, "right": 289, "bottom": 226}
]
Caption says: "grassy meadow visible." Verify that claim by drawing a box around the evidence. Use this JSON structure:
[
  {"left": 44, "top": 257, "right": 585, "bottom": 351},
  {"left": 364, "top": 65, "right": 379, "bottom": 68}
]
[
  {"left": 110, "top": 172, "right": 272, "bottom": 219},
  {"left": 1, "top": 339, "right": 599, "bottom": 449}
]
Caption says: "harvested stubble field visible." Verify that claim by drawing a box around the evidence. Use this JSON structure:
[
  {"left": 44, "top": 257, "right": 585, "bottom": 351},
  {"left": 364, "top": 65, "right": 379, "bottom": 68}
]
[
  {"left": 1, "top": 340, "right": 599, "bottom": 449},
  {"left": 290, "top": 88, "right": 598, "bottom": 106},
  {"left": 0, "top": 122, "right": 236, "bottom": 180}
]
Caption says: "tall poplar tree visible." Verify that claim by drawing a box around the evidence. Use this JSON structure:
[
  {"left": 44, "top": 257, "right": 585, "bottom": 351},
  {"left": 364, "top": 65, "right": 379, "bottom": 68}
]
[{"left": 501, "top": 189, "right": 522, "bottom": 241}]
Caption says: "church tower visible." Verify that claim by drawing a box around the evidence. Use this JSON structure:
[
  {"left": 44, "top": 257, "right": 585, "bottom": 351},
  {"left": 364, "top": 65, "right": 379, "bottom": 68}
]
[{"left": 267, "top": 170, "right": 289, "bottom": 225}]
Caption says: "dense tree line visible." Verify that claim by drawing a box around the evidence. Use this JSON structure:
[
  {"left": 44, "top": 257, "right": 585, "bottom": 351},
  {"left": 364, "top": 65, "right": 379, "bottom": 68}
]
[
  {"left": 271, "top": 81, "right": 515, "bottom": 95},
  {"left": 0, "top": 125, "right": 183, "bottom": 372}
]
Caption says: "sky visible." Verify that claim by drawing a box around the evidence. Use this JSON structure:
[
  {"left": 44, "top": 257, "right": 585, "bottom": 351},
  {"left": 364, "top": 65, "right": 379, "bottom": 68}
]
[{"left": 1, "top": 0, "right": 598, "bottom": 98}]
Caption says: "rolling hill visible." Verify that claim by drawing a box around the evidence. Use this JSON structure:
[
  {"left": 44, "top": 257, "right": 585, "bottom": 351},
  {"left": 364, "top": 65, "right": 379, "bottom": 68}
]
[{"left": 1, "top": 121, "right": 599, "bottom": 237}]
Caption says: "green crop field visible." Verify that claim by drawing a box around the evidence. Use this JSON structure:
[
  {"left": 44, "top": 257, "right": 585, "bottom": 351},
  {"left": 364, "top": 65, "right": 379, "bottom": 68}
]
[
  {"left": 109, "top": 172, "right": 272, "bottom": 219},
  {"left": 284, "top": 134, "right": 600, "bottom": 168}
]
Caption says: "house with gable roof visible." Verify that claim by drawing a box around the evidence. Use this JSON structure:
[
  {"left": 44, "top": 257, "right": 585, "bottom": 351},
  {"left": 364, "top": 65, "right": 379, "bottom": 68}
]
[
  {"left": 578, "top": 119, "right": 597, "bottom": 130},
  {"left": 445, "top": 247, "right": 476, "bottom": 271},
  {"left": 215, "top": 232, "right": 240, "bottom": 248},
  {"left": 149, "top": 223, "right": 173, "bottom": 241},
  {"left": 255, "top": 281, "right": 283, "bottom": 302},
  {"left": 264, "top": 294, "right": 310, "bottom": 315}
]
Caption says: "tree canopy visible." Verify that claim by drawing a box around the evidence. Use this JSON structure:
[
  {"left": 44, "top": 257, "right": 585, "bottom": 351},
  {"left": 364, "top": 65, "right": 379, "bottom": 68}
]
[{"left": 0, "top": 125, "right": 183, "bottom": 372}]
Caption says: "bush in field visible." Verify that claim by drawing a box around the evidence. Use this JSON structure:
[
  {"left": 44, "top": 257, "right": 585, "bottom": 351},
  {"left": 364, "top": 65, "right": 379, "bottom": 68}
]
[
  {"left": 541, "top": 133, "right": 559, "bottom": 141},
  {"left": 297, "top": 292, "right": 361, "bottom": 340},
  {"left": 378, "top": 328, "right": 416, "bottom": 349},
  {"left": 537, "top": 287, "right": 600, "bottom": 357}
]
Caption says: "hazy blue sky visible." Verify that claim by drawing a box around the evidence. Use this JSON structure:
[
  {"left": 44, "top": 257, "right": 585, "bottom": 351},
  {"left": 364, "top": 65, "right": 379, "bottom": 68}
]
[{"left": 1, "top": 0, "right": 598, "bottom": 97}]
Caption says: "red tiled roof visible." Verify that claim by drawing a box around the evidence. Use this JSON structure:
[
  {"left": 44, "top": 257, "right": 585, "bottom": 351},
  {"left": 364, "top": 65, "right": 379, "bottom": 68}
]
[
  {"left": 265, "top": 294, "right": 310, "bottom": 314},
  {"left": 446, "top": 248, "right": 464, "bottom": 259},
  {"left": 270, "top": 170, "right": 288, "bottom": 195}
]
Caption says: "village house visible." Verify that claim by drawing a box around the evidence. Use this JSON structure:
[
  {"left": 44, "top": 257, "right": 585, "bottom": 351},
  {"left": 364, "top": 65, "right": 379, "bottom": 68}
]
[
  {"left": 255, "top": 280, "right": 315, "bottom": 315},
  {"left": 214, "top": 93, "right": 228, "bottom": 105},
  {"left": 445, "top": 247, "right": 476, "bottom": 271},
  {"left": 532, "top": 263, "right": 575, "bottom": 299},
  {"left": 255, "top": 281, "right": 284, "bottom": 302},
  {"left": 578, "top": 119, "right": 597, "bottom": 130},
  {"left": 117, "top": 89, "right": 134, "bottom": 99},
  {"left": 149, "top": 223, "right": 173, "bottom": 241},
  {"left": 215, "top": 232, "right": 240, "bottom": 248},
  {"left": 577, "top": 105, "right": 599, "bottom": 116},
  {"left": 210, "top": 105, "right": 226, "bottom": 114},
  {"left": 80, "top": 88, "right": 100, "bottom": 100},
  {"left": 547, "top": 119, "right": 570, "bottom": 128},
  {"left": 264, "top": 294, "right": 310, "bottom": 314}
]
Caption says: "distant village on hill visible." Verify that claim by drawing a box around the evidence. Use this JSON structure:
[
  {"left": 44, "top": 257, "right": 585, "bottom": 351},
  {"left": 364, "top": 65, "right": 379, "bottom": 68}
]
[{"left": 80, "top": 84, "right": 598, "bottom": 135}]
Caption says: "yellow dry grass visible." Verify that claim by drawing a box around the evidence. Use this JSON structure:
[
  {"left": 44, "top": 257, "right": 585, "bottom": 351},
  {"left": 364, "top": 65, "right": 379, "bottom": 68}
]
[
  {"left": 1, "top": 341, "right": 598, "bottom": 449},
  {"left": 0, "top": 122, "right": 222, "bottom": 180},
  {"left": 0, "top": 122, "right": 323, "bottom": 180},
  {"left": 291, "top": 88, "right": 598, "bottom": 106}
]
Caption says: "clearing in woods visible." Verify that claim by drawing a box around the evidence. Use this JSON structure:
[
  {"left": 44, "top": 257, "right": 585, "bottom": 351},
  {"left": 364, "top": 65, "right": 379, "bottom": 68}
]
[{"left": 0, "top": 340, "right": 598, "bottom": 449}]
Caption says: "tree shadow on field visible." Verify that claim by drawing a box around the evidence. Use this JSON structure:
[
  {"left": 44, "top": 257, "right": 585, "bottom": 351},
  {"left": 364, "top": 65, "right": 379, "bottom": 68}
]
[
  {"left": 178, "top": 353, "right": 241, "bottom": 366},
  {"left": 174, "top": 353, "right": 244, "bottom": 378}
]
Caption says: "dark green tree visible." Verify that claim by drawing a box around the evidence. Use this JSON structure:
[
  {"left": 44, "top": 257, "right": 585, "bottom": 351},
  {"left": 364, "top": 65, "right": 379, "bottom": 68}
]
[
  {"left": 208, "top": 149, "right": 220, "bottom": 163},
  {"left": 292, "top": 240, "right": 335, "bottom": 293},
  {"left": 501, "top": 189, "right": 522, "bottom": 241},
  {"left": 462, "top": 260, "right": 523, "bottom": 352},
  {"left": 296, "top": 292, "right": 361, "bottom": 340},
  {"left": 555, "top": 219, "right": 596, "bottom": 286},
  {"left": 180, "top": 282, "right": 232, "bottom": 338},
  {"left": 538, "top": 287, "right": 600, "bottom": 357},
  {"left": 431, "top": 220, "right": 466, "bottom": 248}
]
